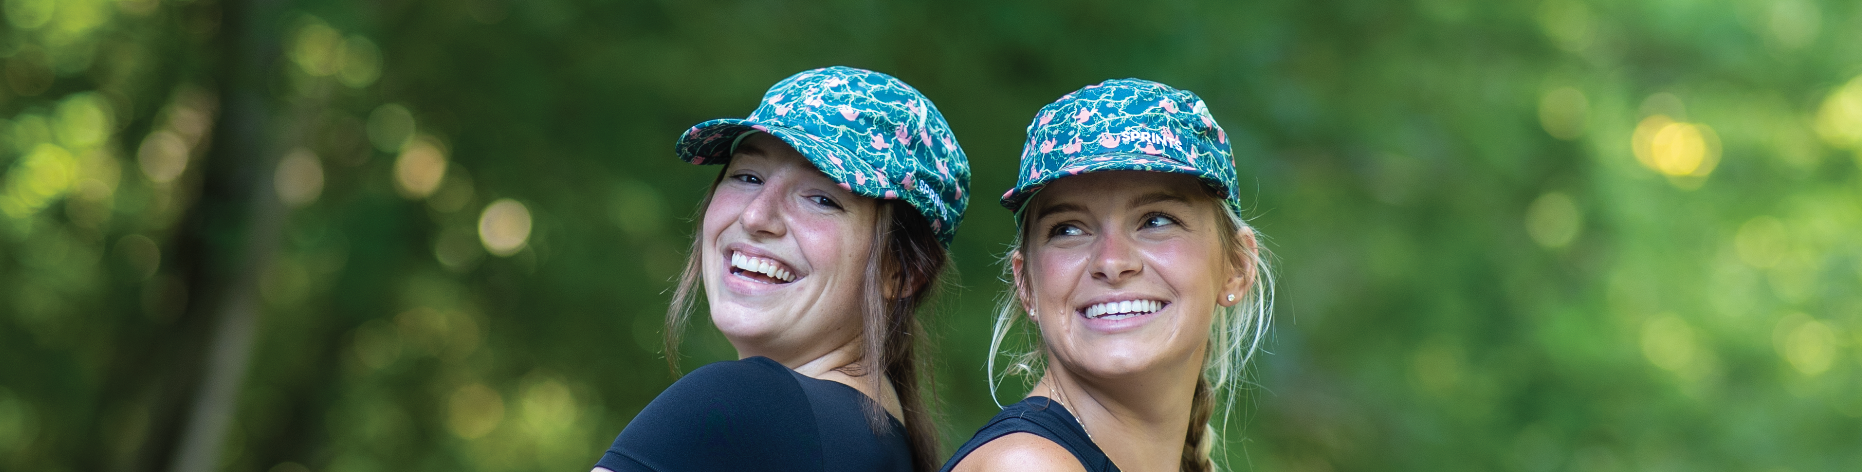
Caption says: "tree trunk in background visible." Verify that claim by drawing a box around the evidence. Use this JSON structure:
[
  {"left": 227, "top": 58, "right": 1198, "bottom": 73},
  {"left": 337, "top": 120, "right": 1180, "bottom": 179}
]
[{"left": 157, "top": 0, "right": 288, "bottom": 470}]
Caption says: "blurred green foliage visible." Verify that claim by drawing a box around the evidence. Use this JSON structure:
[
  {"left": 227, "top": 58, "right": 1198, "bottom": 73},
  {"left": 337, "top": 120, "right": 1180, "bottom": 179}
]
[{"left": 0, "top": 0, "right": 1859, "bottom": 471}]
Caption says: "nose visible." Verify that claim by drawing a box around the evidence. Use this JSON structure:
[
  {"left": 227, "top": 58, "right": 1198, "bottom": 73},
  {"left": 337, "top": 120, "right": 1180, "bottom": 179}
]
[
  {"left": 1089, "top": 228, "right": 1141, "bottom": 285},
  {"left": 737, "top": 182, "right": 787, "bottom": 239}
]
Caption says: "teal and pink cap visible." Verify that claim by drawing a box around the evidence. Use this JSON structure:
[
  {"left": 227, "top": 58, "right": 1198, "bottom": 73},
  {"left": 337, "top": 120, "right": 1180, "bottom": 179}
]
[
  {"left": 1002, "top": 79, "right": 1242, "bottom": 218},
  {"left": 675, "top": 66, "right": 971, "bottom": 246}
]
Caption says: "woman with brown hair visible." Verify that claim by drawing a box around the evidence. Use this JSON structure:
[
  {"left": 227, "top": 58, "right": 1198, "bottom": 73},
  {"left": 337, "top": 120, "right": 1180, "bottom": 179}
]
[{"left": 592, "top": 66, "right": 970, "bottom": 472}]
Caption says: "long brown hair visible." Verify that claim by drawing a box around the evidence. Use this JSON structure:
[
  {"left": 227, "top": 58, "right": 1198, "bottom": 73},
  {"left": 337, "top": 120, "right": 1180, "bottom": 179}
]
[{"left": 662, "top": 170, "right": 947, "bottom": 471}]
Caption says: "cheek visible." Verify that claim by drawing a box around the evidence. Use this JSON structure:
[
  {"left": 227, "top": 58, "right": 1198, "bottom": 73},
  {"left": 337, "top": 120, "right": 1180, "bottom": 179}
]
[
  {"left": 698, "top": 193, "right": 747, "bottom": 277},
  {"left": 702, "top": 191, "right": 749, "bottom": 240},
  {"left": 1146, "top": 238, "right": 1221, "bottom": 293},
  {"left": 791, "top": 216, "right": 851, "bottom": 267},
  {"left": 1029, "top": 250, "right": 1085, "bottom": 311}
]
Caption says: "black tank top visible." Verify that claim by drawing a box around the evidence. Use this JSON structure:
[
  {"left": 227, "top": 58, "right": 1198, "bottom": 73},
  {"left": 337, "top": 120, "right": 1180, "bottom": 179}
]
[
  {"left": 939, "top": 396, "right": 1120, "bottom": 472},
  {"left": 593, "top": 356, "right": 913, "bottom": 471}
]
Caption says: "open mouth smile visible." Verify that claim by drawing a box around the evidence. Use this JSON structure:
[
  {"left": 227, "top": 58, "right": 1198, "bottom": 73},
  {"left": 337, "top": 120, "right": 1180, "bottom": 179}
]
[
  {"left": 729, "top": 251, "right": 797, "bottom": 284},
  {"left": 1080, "top": 299, "right": 1167, "bottom": 320}
]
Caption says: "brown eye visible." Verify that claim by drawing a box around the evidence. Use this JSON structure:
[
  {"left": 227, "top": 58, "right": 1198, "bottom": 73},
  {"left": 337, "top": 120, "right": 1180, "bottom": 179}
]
[
  {"left": 808, "top": 195, "right": 843, "bottom": 210},
  {"left": 731, "top": 173, "right": 763, "bottom": 184}
]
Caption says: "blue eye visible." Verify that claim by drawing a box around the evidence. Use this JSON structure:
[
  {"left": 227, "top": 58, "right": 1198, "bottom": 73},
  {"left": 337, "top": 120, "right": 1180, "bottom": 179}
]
[
  {"left": 1142, "top": 214, "right": 1179, "bottom": 228},
  {"left": 1047, "top": 223, "right": 1085, "bottom": 238}
]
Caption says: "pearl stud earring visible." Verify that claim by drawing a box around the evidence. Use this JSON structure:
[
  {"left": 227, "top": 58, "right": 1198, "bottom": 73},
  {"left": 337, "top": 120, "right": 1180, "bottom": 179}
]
[{"left": 1226, "top": 294, "right": 1236, "bottom": 302}]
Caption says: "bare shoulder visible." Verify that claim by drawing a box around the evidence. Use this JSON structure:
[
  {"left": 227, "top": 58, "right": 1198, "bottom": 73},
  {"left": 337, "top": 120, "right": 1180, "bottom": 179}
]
[{"left": 951, "top": 432, "right": 1088, "bottom": 472}]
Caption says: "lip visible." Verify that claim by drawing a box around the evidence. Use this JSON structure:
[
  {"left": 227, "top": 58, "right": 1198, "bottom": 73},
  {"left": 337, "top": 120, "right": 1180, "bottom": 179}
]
[
  {"left": 720, "top": 242, "right": 804, "bottom": 295},
  {"left": 1074, "top": 293, "right": 1170, "bottom": 334}
]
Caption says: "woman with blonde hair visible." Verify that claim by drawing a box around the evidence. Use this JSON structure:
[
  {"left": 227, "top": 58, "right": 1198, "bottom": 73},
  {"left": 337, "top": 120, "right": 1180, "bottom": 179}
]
[
  {"left": 943, "top": 79, "right": 1272, "bottom": 472},
  {"left": 593, "top": 66, "right": 970, "bottom": 472}
]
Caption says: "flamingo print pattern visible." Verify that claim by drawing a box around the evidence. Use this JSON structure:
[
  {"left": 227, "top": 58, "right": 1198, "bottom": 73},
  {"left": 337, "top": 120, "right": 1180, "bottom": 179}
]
[
  {"left": 674, "top": 66, "right": 972, "bottom": 246},
  {"left": 1000, "top": 79, "right": 1242, "bottom": 219}
]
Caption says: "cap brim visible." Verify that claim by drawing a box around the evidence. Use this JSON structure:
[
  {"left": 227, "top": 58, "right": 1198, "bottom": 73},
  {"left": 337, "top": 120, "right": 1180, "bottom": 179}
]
[
  {"left": 1001, "top": 153, "right": 1228, "bottom": 213},
  {"left": 674, "top": 119, "right": 893, "bottom": 200}
]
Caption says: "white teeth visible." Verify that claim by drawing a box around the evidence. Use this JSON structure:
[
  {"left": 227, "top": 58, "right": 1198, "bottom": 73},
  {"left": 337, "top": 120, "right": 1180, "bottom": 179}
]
[
  {"left": 730, "top": 251, "right": 796, "bottom": 283},
  {"left": 1083, "top": 299, "right": 1164, "bottom": 319}
]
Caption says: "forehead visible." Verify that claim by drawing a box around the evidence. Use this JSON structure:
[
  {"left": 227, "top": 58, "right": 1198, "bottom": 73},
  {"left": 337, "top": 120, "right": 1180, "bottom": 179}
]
[{"left": 729, "top": 133, "right": 809, "bottom": 166}]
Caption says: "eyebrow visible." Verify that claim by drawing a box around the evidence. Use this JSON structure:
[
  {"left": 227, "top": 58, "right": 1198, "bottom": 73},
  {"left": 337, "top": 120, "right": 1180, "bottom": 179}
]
[
  {"left": 1032, "top": 202, "right": 1087, "bottom": 222},
  {"left": 1031, "top": 190, "right": 1193, "bottom": 221},
  {"left": 1127, "top": 190, "right": 1192, "bottom": 208}
]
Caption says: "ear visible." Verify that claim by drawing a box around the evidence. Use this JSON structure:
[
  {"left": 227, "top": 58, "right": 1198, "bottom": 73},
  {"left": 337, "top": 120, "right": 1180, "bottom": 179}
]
[
  {"left": 882, "top": 262, "right": 909, "bottom": 300},
  {"left": 1218, "top": 225, "right": 1259, "bottom": 308},
  {"left": 1010, "top": 250, "right": 1037, "bottom": 324}
]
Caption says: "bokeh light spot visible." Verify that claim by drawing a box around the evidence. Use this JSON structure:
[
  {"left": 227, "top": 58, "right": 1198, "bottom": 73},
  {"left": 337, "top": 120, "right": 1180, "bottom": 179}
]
[
  {"left": 0, "top": 388, "right": 39, "bottom": 454},
  {"left": 366, "top": 103, "right": 416, "bottom": 153},
  {"left": 392, "top": 307, "right": 447, "bottom": 357},
  {"left": 289, "top": 17, "right": 344, "bottom": 77},
  {"left": 2, "top": 144, "right": 79, "bottom": 218},
  {"left": 1814, "top": 76, "right": 1862, "bottom": 150},
  {"left": 1733, "top": 216, "right": 1787, "bottom": 268},
  {"left": 1525, "top": 191, "right": 1581, "bottom": 248},
  {"left": 9, "top": 114, "right": 53, "bottom": 155},
  {"left": 1641, "top": 313, "right": 1697, "bottom": 373},
  {"left": 50, "top": 0, "right": 106, "bottom": 37},
  {"left": 3, "top": 0, "right": 55, "bottom": 30},
  {"left": 54, "top": 93, "right": 114, "bottom": 149},
  {"left": 1409, "top": 340, "right": 1464, "bottom": 396},
  {"left": 393, "top": 136, "right": 446, "bottom": 199},
  {"left": 351, "top": 319, "right": 401, "bottom": 371},
  {"left": 1651, "top": 122, "right": 1716, "bottom": 177},
  {"left": 137, "top": 130, "right": 190, "bottom": 184},
  {"left": 1538, "top": 87, "right": 1588, "bottom": 140},
  {"left": 1633, "top": 113, "right": 1720, "bottom": 183},
  {"left": 273, "top": 148, "right": 324, "bottom": 208},
  {"left": 447, "top": 383, "right": 504, "bottom": 439},
  {"left": 338, "top": 35, "right": 382, "bottom": 88},
  {"left": 1536, "top": 0, "right": 1592, "bottom": 52},
  {"left": 434, "top": 226, "right": 484, "bottom": 272},
  {"left": 1639, "top": 93, "right": 1687, "bottom": 120},
  {"left": 1765, "top": 0, "right": 1821, "bottom": 50},
  {"left": 1630, "top": 114, "right": 1672, "bottom": 171},
  {"left": 520, "top": 374, "right": 578, "bottom": 436},
  {"left": 1774, "top": 313, "right": 1837, "bottom": 376},
  {"left": 478, "top": 199, "right": 532, "bottom": 257}
]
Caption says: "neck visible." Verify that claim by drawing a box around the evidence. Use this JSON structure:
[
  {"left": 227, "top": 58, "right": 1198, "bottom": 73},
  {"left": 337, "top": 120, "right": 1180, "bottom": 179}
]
[
  {"left": 741, "top": 334, "right": 905, "bottom": 421},
  {"left": 1029, "top": 354, "right": 1204, "bottom": 472}
]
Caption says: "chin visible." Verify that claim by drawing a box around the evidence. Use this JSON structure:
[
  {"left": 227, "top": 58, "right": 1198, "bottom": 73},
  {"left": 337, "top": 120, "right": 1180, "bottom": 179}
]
[
  {"left": 1077, "top": 347, "right": 1163, "bottom": 378},
  {"left": 707, "top": 305, "right": 786, "bottom": 345}
]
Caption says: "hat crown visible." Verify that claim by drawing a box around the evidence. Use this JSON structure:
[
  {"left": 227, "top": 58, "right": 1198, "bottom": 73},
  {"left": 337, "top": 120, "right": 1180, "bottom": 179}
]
[
  {"left": 1002, "top": 79, "right": 1239, "bottom": 216},
  {"left": 674, "top": 66, "right": 971, "bottom": 245}
]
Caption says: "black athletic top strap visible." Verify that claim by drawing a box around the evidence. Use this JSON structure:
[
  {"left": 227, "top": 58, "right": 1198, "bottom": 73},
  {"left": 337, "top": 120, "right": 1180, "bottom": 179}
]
[{"left": 939, "top": 396, "right": 1119, "bottom": 472}]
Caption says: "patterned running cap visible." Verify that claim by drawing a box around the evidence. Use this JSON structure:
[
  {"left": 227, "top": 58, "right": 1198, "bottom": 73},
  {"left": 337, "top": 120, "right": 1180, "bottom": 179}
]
[
  {"left": 675, "top": 66, "right": 971, "bottom": 246},
  {"left": 1001, "top": 79, "right": 1240, "bottom": 218}
]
